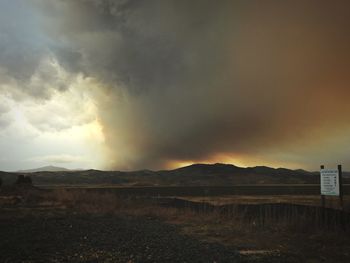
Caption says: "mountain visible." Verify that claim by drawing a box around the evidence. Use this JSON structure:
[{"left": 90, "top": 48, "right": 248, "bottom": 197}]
[
  {"left": 2, "top": 163, "right": 348, "bottom": 186},
  {"left": 171, "top": 163, "right": 245, "bottom": 174},
  {"left": 161, "top": 163, "right": 316, "bottom": 185},
  {"left": 17, "top": 165, "right": 70, "bottom": 173}
]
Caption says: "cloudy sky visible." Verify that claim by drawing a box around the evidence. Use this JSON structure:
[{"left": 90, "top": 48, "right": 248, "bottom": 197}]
[{"left": 1, "top": 0, "right": 350, "bottom": 171}]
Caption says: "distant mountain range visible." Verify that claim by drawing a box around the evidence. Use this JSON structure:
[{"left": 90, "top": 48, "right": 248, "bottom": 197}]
[
  {"left": 17, "top": 165, "right": 70, "bottom": 173},
  {"left": 1, "top": 163, "right": 349, "bottom": 186}
]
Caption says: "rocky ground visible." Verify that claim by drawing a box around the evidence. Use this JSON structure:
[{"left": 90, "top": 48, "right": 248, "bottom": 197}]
[{"left": 0, "top": 211, "right": 242, "bottom": 263}]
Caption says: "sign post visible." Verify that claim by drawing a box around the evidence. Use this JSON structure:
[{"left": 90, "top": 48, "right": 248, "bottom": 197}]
[
  {"left": 320, "top": 165, "right": 343, "bottom": 210},
  {"left": 320, "top": 165, "right": 325, "bottom": 208},
  {"left": 338, "top": 165, "right": 344, "bottom": 210}
]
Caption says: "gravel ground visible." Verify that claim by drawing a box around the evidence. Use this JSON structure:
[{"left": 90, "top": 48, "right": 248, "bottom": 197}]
[{"left": 0, "top": 213, "right": 240, "bottom": 263}]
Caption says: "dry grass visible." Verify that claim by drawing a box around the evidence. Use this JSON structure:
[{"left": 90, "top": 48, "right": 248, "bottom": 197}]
[
  {"left": 180, "top": 195, "right": 350, "bottom": 210},
  {"left": 45, "top": 189, "right": 248, "bottom": 229},
  {"left": 43, "top": 189, "right": 343, "bottom": 248},
  {"left": 46, "top": 189, "right": 348, "bottom": 231},
  {"left": 47, "top": 189, "right": 123, "bottom": 214}
]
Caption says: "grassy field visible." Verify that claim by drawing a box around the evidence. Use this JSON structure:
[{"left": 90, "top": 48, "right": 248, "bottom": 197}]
[{"left": 38, "top": 184, "right": 350, "bottom": 196}]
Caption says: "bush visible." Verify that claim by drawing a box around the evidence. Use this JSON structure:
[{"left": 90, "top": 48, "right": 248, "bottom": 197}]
[{"left": 15, "top": 175, "right": 32, "bottom": 185}]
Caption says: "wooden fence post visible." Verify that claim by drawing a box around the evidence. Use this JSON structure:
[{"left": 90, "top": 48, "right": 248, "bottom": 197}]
[
  {"left": 320, "top": 165, "right": 325, "bottom": 208},
  {"left": 338, "top": 164, "right": 344, "bottom": 210}
]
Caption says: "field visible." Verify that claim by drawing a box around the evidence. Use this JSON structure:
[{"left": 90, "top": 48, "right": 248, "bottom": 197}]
[
  {"left": 1, "top": 185, "right": 350, "bottom": 262},
  {"left": 37, "top": 184, "right": 350, "bottom": 196}
]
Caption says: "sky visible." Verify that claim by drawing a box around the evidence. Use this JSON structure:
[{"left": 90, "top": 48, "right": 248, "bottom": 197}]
[{"left": 0, "top": 0, "right": 350, "bottom": 171}]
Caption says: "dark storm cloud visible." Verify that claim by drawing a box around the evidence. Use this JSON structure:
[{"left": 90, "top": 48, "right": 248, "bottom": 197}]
[
  {"left": 0, "top": 1, "right": 44, "bottom": 81},
  {"left": 6, "top": 0, "right": 350, "bottom": 169},
  {"left": 33, "top": 0, "right": 188, "bottom": 92},
  {"left": 0, "top": 0, "right": 75, "bottom": 100}
]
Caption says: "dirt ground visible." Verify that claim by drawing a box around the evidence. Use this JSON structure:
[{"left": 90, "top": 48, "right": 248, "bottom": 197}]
[
  {"left": 0, "top": 187, "right": 349, "bottom": 262},
  {"left": 0, "top": 210, "right": 242, "bottom": 263}
]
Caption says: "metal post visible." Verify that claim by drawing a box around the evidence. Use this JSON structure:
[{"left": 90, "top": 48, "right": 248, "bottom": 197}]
[
  {"left": 320, "top": 165, "right": 325, "bottom": 208},
  {"left": 338, "top": 164, "right": 344, "bottom": 210}
]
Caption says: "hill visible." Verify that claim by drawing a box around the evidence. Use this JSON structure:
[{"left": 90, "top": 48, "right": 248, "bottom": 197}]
[
  {"left": 2, "top": 163, "right": 349, "bottom": 186},
  {"left": 17, "top": 166, "right": 70, "bottom": 173}
]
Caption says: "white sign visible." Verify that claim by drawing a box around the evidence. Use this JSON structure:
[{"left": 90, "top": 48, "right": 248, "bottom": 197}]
[{"left": 320, "top": 169, "right": 340, "bottom": 196}]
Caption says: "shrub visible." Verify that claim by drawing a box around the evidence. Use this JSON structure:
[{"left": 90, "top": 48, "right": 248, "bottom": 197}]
[{"left": 15, "top": 175, "right": 32, "bottom": 185}]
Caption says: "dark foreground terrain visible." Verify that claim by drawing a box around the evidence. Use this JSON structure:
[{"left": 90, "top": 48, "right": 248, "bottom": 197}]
[
  {"left": 0, "top": 209, "right": 308, "bottom": 263},
  {"left": 0, "top": 212, "right": 241, "bottom": 263},
  {"left": 1, "top": 186, "right": 350, "bottom": 262}
]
